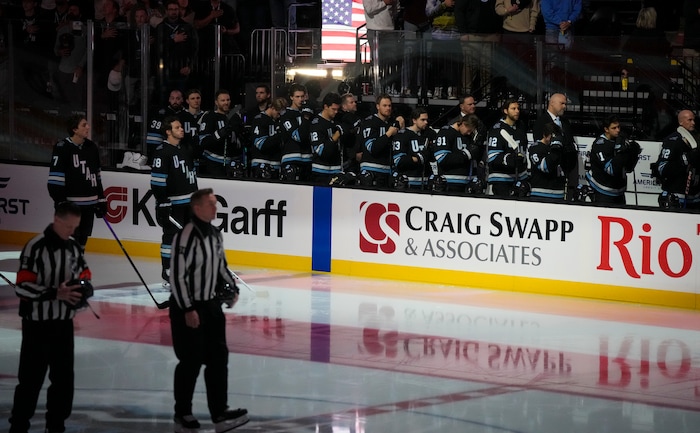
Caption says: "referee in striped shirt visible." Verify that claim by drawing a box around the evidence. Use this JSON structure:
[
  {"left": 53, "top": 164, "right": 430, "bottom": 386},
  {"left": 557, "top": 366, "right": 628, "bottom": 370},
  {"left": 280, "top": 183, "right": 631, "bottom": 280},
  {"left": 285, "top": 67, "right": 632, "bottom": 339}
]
[
  {"left": 9, "top": 201, "right": 92, "bottom": 433},
  {"left": 169, "top": 188, "right": 249, "bottom": 432}
]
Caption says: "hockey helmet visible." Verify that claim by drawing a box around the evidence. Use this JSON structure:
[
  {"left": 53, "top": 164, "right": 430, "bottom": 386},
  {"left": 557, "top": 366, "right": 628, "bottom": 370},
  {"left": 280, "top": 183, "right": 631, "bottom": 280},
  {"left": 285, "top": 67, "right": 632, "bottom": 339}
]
[
  {"left": 658, "top": 191, "right": 680, "bottom": 209},
  {"left": 428, "top": 174, "right": 447, "bottom": 193},
  {"left": 465, "top": 177, "right": 486, "bottom": 195},
  {"left": 510, "top": 180, "right": 531, "bottom": 198}
]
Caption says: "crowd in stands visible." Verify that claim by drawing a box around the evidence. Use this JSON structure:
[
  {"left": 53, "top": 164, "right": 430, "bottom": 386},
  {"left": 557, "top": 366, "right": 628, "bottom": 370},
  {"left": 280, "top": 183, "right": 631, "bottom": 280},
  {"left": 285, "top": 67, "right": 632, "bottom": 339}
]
[{"left": 0, "top": 0, "right": 306, "bottom": 109}]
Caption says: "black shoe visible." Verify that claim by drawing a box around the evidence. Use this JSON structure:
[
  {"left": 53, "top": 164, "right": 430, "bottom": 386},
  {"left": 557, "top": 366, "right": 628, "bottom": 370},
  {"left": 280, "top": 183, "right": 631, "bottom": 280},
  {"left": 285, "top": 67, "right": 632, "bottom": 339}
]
[
  {"left": 174, "top": 414, "right": 200, "bottom": 433},
  {"left": 214, "top": 408, "right": 249, "bottom": 432}
]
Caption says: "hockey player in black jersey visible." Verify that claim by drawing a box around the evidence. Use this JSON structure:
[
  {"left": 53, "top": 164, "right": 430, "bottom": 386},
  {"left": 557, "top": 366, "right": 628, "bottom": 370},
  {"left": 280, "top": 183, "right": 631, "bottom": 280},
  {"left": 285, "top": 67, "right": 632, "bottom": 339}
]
[
  {"left": 487, "top": 98, "right": 529, "bottom": 197},
  {"left": 150, "top": 116, "right": 198, "bottom": 284},
  {"left": 336, "top": 93, "right": 362, "bottom": 174},
  {"left": 48, "top": 115, "right": 106, "bottom": 250},
  {"left": 310, "top": 92, "right": 345, "bottom": 185},
  {"left": 279, "top": 83, "right": 312, "bottom": 182},
  {"left": 358, "top": 93, "right": 405, "bottom": 188},
  {"left": 653, "top": 110, "right": 700, "bottom": 209},
  {"left": 433, "top": 114, "right": 482, "bottom": 193},
  {"left": 198, "top": 89, "right": 246, "bottom": 178},
  {"left": 146, "top": 89, "right": 199, "bottom": 165},
  {"left": 392, "top": 107, "right": 431, "bottom": 190},
  {"left": 249, "top": 97, "right": 287, "bottom": 179},
  {"left": 528, "top": 123, "right": 577, "bottom": 201},
  {"left": 585, "top": 115, "right": 641, "bottom": 204}
]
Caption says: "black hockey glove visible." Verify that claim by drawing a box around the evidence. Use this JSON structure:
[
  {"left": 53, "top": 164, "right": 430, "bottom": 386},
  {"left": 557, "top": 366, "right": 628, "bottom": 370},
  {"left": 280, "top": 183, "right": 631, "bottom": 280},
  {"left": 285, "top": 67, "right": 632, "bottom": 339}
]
[
  {"left": 156, "top": 202, "right": 171, "bottom": 227},
  {"left": 390, "top": 119, "right": 401, "bottom": 129},
  {"left": 94, "top": 200, "right": 107, "bottom": 218},
  {"left": 333, "top": 124, "right": 344, "bottom": 136},
  {"left": 215, "top": 124, "right": 234, "bottom": 140}
]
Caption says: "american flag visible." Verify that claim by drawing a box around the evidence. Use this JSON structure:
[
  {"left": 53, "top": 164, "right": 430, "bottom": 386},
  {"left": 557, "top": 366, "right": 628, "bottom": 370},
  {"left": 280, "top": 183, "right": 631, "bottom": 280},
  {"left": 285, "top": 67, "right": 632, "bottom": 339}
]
[{"left": 322, "top": 0, "right": 367, "bottom": 62}]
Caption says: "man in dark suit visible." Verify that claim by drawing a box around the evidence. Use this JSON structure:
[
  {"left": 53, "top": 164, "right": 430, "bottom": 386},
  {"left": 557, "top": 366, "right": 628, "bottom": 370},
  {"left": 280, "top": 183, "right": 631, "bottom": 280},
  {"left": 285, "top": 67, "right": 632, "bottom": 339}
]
[{"left": 532, "top": 93, "right": 579, "bottom": 199}]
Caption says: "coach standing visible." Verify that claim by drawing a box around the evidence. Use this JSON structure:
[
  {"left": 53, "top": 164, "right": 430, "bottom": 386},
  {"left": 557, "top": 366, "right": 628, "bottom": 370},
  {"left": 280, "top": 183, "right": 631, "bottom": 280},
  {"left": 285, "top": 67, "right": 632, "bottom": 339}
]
[{"left": 169, "top": 188, "right": 249, "bottom": 433}]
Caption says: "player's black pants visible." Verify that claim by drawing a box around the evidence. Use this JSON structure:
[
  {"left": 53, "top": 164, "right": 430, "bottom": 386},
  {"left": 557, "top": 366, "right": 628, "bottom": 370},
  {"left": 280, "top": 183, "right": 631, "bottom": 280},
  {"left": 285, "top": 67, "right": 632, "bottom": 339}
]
[
  {"left": 169, "top": 298, "right": 228, "bottom": 421},
  {"left": 74, "top": 205, "right": 96, "bottom": 249},
  {"left": 161, "top": 205, "right": 191, "bottom": 275},
  {"left": 9, "top": 319, "right": 74, "bottom": 433}
]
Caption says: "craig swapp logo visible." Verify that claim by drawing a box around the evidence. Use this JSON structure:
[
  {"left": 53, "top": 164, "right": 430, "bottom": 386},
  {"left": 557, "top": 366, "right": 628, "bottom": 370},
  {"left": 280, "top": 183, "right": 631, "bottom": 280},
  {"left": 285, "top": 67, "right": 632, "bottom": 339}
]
[{"left": 359, "top": 201, "right": 400, "bottom": 254}]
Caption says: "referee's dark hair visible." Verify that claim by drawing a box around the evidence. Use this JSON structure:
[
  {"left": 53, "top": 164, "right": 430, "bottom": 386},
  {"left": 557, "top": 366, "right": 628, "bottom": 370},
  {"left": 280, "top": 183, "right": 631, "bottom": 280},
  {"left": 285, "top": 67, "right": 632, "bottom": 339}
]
[
  {"left": 190, "top": 188, "right": 214, "bottom": 206},
  {"left": 66, "top": 114, "right": 85, "bottom": 136},
  {"left": 55, "top": 201, "right": 82, "bottom": 218}
]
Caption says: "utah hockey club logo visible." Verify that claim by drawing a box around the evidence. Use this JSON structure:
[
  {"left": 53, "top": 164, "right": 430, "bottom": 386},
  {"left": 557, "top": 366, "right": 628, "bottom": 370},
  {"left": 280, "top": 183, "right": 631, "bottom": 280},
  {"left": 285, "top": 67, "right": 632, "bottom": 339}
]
[{"left": 359, "top": 202, "right": 400, "bottom": 254}]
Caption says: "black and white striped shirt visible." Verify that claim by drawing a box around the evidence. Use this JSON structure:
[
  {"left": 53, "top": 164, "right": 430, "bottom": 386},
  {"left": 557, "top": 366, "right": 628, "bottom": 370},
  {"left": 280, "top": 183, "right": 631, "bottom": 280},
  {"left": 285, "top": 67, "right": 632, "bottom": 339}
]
[
  {"left": 16, "top": 225, "right": 91, "bottom": 321},
  {"left": 170, "top": 217, "right": 236, "bottom": 310}
]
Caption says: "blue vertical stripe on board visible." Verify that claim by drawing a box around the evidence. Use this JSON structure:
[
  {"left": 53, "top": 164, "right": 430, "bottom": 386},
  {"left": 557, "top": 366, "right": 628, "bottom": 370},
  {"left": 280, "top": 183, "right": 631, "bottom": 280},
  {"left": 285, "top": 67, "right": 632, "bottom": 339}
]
[{"left": 312, "top": 186, "right": 332, "bottom": 272}]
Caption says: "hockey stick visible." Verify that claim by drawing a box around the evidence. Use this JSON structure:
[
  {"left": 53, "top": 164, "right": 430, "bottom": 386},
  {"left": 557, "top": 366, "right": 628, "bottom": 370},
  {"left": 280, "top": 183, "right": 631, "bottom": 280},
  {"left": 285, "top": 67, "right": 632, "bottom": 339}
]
[
  {"left": 168, "top": 215, "right": 259, "bottom": 295},
  {"left": 0, "top": 272, "right": 14, "bottom": 287},
  {"left": 103, "top": 219, "right": 170, "bottom": 309}
]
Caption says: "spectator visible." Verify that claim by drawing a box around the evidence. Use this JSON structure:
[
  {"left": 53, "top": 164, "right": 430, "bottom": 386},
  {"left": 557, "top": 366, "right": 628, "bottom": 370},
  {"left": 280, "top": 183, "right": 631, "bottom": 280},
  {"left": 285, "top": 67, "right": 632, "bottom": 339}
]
[
  {"left": 95, "top": 0, "right": 127, "bottom": 110},
  {"left": 178, "top": 0, "right": 195, "bottom": 25},
  {"left": 623, "top": 7, "right": 670, "bottom": 57},
  {"left": 683, "top": 0, "right": 700, "bottom": 77},
  {"left": 156, "top": 0, "right": 197, "bottom": 100},
  {"left": 455, "top": 0, "right": 502, "bottom": 99},
  {"left": 53, "top": 2, "right": 87, "bottom": 109},
  {"left": 540, "top": 0, "right": 581, "bottom": 50},
  {"left": 401, "top": 0, "right": 430, "bottom": 97},
  {"left": 194, "top": 0, "right": 240, "bottom": 57},
  {"left": 495, "top": 0, "right": 539, "bottom": 40},
  {"left": 426, "top": 0, "right": 462, "bottom": 100},
  {"left": 125, "top": 4, "right": 155, "bottom": 110},
  {"left": 12, "top": 0, "right": 53, "bottom": 100},
  {"left": 363, "top": 0, "right": 401, "bottom": 95}
]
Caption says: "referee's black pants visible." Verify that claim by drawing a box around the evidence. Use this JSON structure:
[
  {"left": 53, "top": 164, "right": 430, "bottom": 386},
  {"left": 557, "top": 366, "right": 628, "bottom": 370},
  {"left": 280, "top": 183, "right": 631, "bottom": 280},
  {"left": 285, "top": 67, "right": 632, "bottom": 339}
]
[
  {"left": 9, "top": 319, "right": 74, "bottom": 433},
  {"left": 169, "top": 299, "right": 229, "bottom": 421}
]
